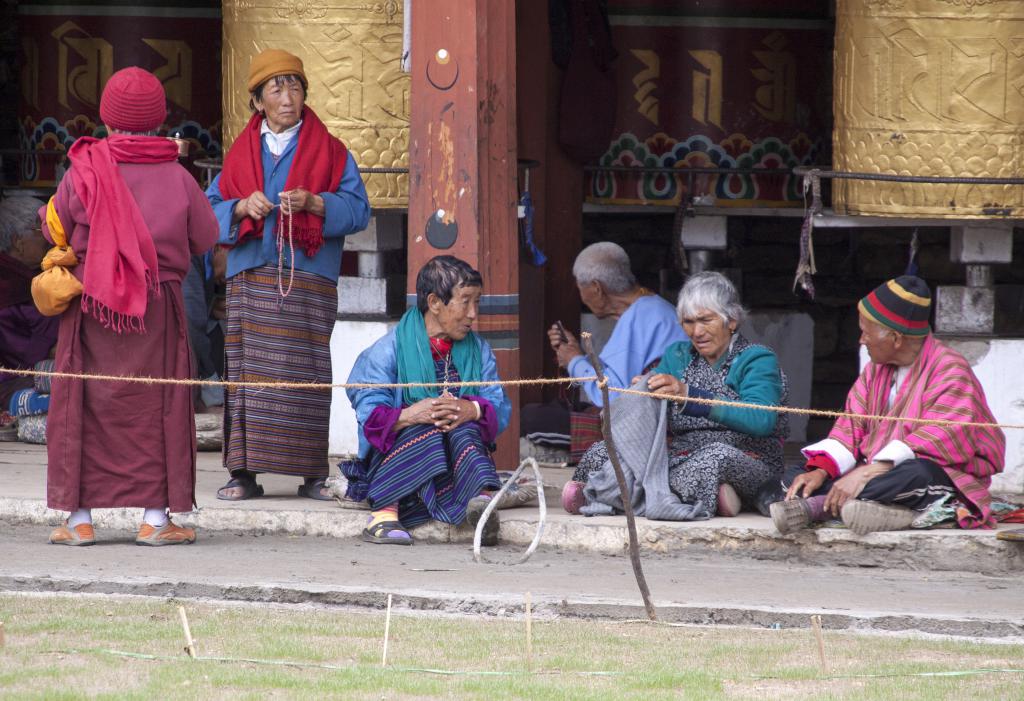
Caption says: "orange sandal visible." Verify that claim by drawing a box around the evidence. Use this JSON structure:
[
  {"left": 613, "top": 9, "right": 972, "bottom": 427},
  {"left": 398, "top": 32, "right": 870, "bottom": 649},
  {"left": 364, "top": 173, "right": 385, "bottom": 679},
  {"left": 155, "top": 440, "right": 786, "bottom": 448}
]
[
  {"left": 49, "top": 521, "right": 96, "bottom": 546},
  {"left": 136, "top": 521, "right": 196, "bottom": 546}
]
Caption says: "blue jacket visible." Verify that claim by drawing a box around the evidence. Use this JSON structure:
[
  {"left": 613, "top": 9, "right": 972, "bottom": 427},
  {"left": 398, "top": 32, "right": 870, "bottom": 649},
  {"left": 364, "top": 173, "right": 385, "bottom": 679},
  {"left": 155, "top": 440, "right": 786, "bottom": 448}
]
[
  {"left": 346, "top": 329, "right": 511, "bottom": 459},
  {"left": 205, "top": 129, "right": 371, "bottom": 281}
]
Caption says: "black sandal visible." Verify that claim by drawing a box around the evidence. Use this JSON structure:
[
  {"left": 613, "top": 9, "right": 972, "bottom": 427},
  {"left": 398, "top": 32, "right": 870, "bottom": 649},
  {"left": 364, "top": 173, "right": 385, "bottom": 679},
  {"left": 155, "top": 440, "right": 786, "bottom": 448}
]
[
  {"left": 216, "top": 475, "right": 264, "bottom": 501},
  {"left": 362, "top": 520, "right": 413, "bottom": 545},
  {"left": 297, "top": 477, "right": 334, "bottom": 501}
]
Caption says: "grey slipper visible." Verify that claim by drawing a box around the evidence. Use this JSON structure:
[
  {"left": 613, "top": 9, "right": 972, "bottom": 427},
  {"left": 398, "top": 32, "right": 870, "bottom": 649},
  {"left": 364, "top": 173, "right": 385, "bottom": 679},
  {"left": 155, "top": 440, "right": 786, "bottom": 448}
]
[{"left": 841, "top": 500, "right": 915, "bottom": 535}]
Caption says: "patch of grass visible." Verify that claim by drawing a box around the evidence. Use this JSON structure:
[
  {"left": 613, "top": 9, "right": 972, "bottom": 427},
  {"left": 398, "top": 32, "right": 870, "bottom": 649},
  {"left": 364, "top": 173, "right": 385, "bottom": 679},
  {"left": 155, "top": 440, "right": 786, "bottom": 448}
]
[{"left": 0, "top": 594, "right": 1021, "bottom": 700}]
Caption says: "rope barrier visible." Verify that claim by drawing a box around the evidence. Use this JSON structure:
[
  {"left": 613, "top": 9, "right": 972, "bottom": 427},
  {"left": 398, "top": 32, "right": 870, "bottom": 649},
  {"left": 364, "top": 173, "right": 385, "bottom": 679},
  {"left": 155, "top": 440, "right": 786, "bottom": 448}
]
[
  {"left": 607, "top": 386, "right": 1024, "bottom": 431},
  {"left": 62, "top": 648, "right": 1024, "bottom": 681},
  {"left": 5, "top": 365, "right": 1024, "bottom": 432},
  {"left": 0, "top": 366, "right": 593, "bottom": 391},
  {"left": 68, "top": 648, "right": 623, "bottom": 676}
]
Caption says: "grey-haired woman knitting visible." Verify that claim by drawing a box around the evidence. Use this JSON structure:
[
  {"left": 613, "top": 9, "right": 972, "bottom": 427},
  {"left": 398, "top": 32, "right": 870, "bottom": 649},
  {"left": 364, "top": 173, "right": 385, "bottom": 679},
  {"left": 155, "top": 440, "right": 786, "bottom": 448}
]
[{"left": 563, "top": 271, "right": 788, "bottom": 517}]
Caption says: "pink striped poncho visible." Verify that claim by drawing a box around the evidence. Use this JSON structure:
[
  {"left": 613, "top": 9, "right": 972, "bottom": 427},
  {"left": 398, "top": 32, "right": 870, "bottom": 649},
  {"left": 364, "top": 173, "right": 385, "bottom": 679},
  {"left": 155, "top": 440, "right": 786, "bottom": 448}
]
[{"left": 829, "top": 335, "right": 1005, "bottom": 529}]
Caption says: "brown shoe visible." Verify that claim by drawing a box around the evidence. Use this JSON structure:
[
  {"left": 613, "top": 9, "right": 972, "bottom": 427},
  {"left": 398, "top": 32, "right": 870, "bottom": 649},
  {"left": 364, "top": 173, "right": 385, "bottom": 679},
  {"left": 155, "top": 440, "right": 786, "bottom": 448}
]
[
  {"left": 466, "top": 496, "right": 499, "bottom": 547},
  {"left": 135, "top": 521, "right": 196, "bottom": 546},
  {"left": 769, "top": 499, "right": 812, "bottom": 535},
  {"left": 49, "top": 521, "right": 96, "bottom": 546},
  {"left": 997, "top": 527, "right": 1024, "bottom": 542}
]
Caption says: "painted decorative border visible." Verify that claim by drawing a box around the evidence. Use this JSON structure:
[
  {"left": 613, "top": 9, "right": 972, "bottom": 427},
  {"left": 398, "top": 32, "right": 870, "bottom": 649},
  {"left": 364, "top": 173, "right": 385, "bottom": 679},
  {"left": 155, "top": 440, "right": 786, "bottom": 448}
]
[
  {"left": 17, "top": 114, "right": 221, "bottom": 186},
  {"left": 586, "top": 131, "right": 823, "bottom": 206}
]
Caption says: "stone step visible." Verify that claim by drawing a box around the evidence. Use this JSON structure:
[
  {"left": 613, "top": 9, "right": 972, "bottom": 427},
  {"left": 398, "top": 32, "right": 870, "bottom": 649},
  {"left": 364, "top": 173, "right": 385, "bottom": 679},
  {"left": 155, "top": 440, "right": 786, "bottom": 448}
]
[
  {"left": 3, "top": 496, "right": 1022, "bottom": 577},
  {"left": 2, "top": 444, "right": 1022, "bottom": 577}
]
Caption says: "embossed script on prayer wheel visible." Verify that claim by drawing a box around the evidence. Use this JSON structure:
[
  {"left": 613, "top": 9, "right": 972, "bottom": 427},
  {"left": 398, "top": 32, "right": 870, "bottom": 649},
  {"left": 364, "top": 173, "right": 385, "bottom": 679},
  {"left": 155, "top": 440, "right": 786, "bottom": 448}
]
[
  {"left": 588, "top": 0, "right": 833, "bottom": 208},
  {"left": 222, "top": 1, "right": 409, "bottom": 208},
  {"left": 833, "top": 0, "right": 1024, "bottom": 218}
]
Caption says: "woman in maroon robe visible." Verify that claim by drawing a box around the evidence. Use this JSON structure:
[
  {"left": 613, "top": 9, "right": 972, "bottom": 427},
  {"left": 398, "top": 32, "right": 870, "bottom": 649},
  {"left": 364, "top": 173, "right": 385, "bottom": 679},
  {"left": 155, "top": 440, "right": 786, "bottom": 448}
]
[{"left": 43, "top": 67, "right": 219, "bottom": 546}]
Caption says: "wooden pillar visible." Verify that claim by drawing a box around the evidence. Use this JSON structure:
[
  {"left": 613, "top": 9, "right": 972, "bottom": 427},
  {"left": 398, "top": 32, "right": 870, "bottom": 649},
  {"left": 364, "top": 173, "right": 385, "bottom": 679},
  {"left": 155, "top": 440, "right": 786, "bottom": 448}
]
[{"left": 408, "top": 0, "right": 520, "bottom": 468}]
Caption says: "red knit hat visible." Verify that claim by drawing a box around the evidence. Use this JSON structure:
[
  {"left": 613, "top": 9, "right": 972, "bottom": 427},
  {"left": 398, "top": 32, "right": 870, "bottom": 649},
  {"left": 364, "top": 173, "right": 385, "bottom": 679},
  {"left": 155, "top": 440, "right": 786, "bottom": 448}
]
[{"left": 99, "top": 67, "right": 166, "bottom": 133}]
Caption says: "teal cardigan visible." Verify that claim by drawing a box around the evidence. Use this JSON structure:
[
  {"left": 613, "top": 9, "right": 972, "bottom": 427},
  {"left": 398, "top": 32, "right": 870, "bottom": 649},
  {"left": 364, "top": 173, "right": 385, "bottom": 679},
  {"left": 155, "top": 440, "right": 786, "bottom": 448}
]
[{"left": 653, "top": 340, "right": 783, "bottom": 437}]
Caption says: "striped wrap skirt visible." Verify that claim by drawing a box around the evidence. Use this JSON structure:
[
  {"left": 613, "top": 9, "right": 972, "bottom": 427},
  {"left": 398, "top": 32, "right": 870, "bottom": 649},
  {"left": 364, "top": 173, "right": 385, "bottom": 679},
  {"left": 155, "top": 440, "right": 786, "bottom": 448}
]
[
  {"left": 366, "top": 422, "right": 501, "bottom": 528},
  {"left": 223, "top": 265, "right": 336, "bottom": 478}
]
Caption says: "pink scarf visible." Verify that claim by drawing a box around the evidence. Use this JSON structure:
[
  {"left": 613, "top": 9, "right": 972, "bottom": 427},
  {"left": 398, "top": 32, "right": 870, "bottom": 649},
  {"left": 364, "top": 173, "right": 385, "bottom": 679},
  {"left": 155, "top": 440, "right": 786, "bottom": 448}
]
[{"left": 66, "top": 134, "right": 178, "bottom": 333}]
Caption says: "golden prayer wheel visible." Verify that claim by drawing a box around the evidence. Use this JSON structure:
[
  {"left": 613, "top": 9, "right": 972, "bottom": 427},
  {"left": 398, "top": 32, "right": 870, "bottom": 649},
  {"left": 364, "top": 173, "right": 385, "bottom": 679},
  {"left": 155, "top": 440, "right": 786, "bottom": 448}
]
[
  {"left": 221, "top": 0, "right": 409, "bottom": 208},
  {"left": 833, "top": 0, "right": 1024, "bottom": 218}
]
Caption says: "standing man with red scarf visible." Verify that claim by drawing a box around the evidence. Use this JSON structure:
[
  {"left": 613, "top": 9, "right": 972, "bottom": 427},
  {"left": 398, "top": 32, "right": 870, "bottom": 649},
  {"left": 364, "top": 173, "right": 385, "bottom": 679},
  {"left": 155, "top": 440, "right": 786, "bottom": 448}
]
[
  {"left": 206, "top": 50, "right": 370, "bottom": 502},
  {"left": 44, "top": 67, "right": 219, "bottom": 545}
]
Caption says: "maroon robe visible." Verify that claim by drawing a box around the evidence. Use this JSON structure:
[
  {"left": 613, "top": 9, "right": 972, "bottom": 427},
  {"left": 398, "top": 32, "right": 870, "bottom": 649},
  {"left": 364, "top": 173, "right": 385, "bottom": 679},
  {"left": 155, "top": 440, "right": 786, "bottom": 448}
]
[{"left": 43, "top": 160, "right": 218, "bottom": 513}]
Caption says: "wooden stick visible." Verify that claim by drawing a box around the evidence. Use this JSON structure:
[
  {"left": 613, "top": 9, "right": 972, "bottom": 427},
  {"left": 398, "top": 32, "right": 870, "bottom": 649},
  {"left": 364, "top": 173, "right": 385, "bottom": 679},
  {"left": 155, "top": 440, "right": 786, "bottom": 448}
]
[
  {"left": 810, "top": 614, "right": 827, "bottom": 674},
  {"left": 178, "top": 605, "right": 196, "bottom": 659},
  {"left": 381, "top": 593, "right": 393, "bottom": 668},
  {"left": 0, "top": 621, "right": 5, "bottom": 648},
  {"left": 525, "top": 592, "right": 533, "bottom": 671},
  {"left": 581, "top": 333, "right": 657, "bottom": 622}
]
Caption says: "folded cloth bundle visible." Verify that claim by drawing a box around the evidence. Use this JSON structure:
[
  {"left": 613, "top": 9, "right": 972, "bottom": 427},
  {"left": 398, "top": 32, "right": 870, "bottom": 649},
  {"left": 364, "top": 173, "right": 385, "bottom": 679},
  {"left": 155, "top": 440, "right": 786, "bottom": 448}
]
[
  {"left": 493, "top": 470, "right": 540, "bottom": 509},
  {"left": 34, "top": 359, "right": 55, "bottom": 393},
  {"left": 17, "top": 414, "right": 46, "bottom": 444},
  {"left": 10, "top": 388, "right": 49, "bottom": 417}
]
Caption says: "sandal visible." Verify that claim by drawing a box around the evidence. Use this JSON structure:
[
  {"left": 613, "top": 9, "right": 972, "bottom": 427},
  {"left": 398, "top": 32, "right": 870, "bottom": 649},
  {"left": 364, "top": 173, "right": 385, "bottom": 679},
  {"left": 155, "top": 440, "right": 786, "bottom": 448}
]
[
  {"left": 362, "top": 520, "right": 413, "bottom": 545},
  {"left": 297, "top": 477, "right": 333, "bottom": 501},
  {"left": 216, "top": 475, "right": 264, "bottom": 501},
  {"left": 49, "top": 521, "right": 96, "bottom": 546}
]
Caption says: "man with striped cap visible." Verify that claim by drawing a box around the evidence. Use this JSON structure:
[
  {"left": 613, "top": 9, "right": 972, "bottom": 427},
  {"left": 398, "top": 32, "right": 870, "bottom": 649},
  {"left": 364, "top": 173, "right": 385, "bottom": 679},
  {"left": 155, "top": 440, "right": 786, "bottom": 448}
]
[{"left": 770, "top": 275, "right": 1005, "bottom": 535}]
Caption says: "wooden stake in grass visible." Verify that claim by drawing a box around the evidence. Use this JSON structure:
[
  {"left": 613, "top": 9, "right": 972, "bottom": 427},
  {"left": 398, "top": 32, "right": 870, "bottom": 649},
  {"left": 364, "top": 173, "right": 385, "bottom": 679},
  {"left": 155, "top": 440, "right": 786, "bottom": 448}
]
[
  {"left": 581, "top": 333, "right": 657, "bottom": 622},
  {"left": 177, "top": 606, "right": 196, "bottom": 659},
  {"left": 381, "top": 593, "right": 393, "bottom": 668},
  {"left": 0, "top": 620, "right": 5, "bottom": 648},
  {"left": 525, "top": 592, "right": 533, "bottom": 671},
  {"left": 810, "top": 614, "right": 827, "bottom": 674}
]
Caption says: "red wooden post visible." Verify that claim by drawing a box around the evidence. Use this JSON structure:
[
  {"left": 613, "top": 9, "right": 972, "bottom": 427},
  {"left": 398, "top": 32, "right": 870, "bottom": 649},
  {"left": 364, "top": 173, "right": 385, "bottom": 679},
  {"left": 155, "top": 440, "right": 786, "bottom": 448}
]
[{"left": 408, "top": 0, "right": 520, "bottom": 468}]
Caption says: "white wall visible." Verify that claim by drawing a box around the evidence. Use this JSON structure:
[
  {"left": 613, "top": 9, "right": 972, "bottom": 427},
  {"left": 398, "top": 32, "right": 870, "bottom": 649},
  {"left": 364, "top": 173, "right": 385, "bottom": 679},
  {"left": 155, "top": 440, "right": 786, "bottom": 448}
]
[
  {"left": 935, "top": 340, "right": 1024, "bottom": 494},
  {"left": 328, "top": 320, "right": 398, "bottom": 456},
  {"left": 741, "top": 312, "right": 813, "bottom": 443}
]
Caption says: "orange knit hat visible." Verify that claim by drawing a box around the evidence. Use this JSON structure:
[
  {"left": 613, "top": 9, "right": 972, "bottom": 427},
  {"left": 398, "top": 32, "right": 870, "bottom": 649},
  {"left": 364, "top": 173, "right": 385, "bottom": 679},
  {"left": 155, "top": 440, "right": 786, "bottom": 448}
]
[{"left": 247, "top": 49, "right": 306, "bottom": 93}]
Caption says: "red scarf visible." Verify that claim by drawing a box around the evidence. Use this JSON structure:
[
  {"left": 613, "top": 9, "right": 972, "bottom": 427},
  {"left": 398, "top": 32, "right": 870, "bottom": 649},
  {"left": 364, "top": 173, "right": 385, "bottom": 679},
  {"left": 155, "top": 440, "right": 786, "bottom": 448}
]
[
  {"left": 67, "top": 134, "right": 178, "bottom": 333},
  {"left": 429, "top": 337, "right": 454, "bottom": 360},
  {"left": 219, "top": 106, "right": 348, "bottom": 258}
]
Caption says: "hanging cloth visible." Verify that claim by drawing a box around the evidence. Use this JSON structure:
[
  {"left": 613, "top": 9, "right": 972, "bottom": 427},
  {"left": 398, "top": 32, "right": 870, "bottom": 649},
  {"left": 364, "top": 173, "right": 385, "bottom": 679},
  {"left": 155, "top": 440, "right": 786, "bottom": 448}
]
[
  {"left": 793, "top": 171, "right": 821, "bottom": 299},
  {"left": 519, "top": 168, "right": 547, "bottom": 266}
]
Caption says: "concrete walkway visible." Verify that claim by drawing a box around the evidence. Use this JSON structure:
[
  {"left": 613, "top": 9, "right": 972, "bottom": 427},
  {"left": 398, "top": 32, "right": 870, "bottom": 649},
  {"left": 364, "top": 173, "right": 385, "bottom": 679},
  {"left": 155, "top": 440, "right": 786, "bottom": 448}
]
[
  {"left": 2, "top": 443, "right": 1023, "bottom": 577},
  {"left": 4, "top": 525, "right": 1024, "bottom": 640},
  {"left": 3, "top": 442, "right": 1024, "bottom": 640}
]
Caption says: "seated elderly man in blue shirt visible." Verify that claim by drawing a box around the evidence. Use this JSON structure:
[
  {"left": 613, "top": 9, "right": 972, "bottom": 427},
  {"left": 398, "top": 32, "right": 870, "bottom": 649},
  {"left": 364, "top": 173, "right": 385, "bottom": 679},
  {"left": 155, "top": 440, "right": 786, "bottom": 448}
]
[{"left": 521, "top": 242, "right": 685, "bottom": 453}]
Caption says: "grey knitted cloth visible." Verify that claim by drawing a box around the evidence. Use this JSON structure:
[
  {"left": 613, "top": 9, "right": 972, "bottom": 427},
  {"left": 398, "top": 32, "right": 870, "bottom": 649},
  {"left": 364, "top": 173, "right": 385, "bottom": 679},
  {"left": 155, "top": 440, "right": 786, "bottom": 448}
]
[{"left": 580, "top": 376, "right": 710, "bottom": 521}]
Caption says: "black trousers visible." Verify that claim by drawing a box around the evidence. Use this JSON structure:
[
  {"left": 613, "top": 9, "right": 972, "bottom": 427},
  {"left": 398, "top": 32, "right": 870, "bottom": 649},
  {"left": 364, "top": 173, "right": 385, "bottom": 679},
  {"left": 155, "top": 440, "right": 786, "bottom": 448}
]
[{"left": 780, "top": 458, "right": 956, "bottom": 510}]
